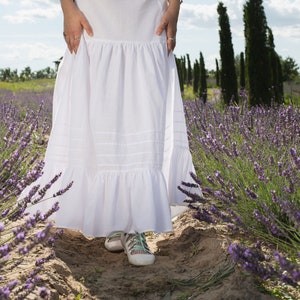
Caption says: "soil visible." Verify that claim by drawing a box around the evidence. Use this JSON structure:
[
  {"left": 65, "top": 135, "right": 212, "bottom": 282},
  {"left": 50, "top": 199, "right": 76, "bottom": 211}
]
[
  {"left": 4, "top": 210, "right": 278, "bottom": 299},
  {"left": 22, "top": 210, "right": 276, "bottom": 300}
]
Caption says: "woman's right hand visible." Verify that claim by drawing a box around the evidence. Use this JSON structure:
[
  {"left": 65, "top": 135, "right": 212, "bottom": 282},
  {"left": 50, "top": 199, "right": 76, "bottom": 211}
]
[
  {"left": 61, "top": 0, "right": 93, "bottom": 53},
  {"left": 156, "top": 0, "right": 180, "bottom": 54}
]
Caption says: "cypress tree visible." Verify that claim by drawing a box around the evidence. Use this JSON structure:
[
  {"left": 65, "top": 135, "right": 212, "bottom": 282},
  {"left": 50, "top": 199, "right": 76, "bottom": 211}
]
[
  {"left": 215, "top": 58, "right": 220, "bottom": 87},
  {"left": 217, "top": 2, "right": 238, "bottom": 105},
  {"left": 240, "top": 52, "right": 246, "bottom": 90},
  {"left": 182, "top": 55, "right": 187, "bottom": 84},
  {"left": 186, "top": 54, "right": 193, "bottom": 86},
  {"left": 175, "top": 56, "right": 185, "bottom": 93},
  {"left": 267, "top": 27, "right": 283, "bottom": 104},
  {"left": 193, "top": 59, "right": 200, "bottom": 97},
  {"left": 199, "top": 52, "right": 207, "bottom": 103},
  {"left": 276, "top": 56, "right": 284, "bottom": 100},
  {"left": 244, "top": 0, "right": 271, "bottom": 106}
]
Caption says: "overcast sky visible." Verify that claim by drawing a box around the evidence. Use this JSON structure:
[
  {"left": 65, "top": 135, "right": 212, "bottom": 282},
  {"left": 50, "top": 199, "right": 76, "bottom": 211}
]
[{"left": 0, "top": 0, "right": 299, "bottom": 72}]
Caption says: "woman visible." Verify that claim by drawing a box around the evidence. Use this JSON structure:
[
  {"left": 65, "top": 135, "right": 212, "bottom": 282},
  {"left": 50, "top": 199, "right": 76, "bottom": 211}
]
[{"left": 29, "top": 0, "right": 200, "bottom": 266}]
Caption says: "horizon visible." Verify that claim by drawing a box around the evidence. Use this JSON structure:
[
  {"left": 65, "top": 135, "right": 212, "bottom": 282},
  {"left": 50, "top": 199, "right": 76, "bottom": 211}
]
[{"left": 0, "top": 0, "right": 299, "bottom": 72}]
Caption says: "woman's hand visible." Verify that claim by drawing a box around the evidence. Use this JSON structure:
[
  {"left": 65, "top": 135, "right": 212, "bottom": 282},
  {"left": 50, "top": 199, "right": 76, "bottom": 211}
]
[
  {"left": 156, "top": 0, "right": 181, "bottom": 54},
  {"left": 61, "top": 0, "right": 93, "bottom": 53}
]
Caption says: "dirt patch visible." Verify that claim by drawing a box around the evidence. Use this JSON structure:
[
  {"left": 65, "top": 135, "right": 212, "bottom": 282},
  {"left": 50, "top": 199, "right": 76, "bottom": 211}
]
[
  {"left": 3, "top": 211, "right": 277, "bottom": 299},
  {"left": 27, "top": 211, "right": 275, "bottom": 299}
]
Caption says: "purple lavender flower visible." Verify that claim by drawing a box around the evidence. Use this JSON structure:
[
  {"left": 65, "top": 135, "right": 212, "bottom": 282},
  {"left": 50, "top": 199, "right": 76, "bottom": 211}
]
[
  {"left": 231, "top": 141, "right": 239, "bottom": 157},
  {"left": 274, "top": 251, "right": 300, "bottom": 285},
  {"left": 0, "top": 286, "right": 11, "bottom": 298},
  {"left": 182, "top": 101, "right": 300, "bottom": 289},
  {"left": 0, "top": 96, "right": 74, "bottom": 297},
  {"left": 39, "top": 287, "right": 50, "bottom": 299},
  {"left": 193, "top": 207, "right": 217, "bottom": 224},
  {"left": 1, "top": 209, "right": 9, "bottom": 218},
  {"left": 245, "top": 187, "right": 258, "bottom": 200},
  {"left": 15, "top": 231, "right": 26, "bottom": 242},
  {"left": 214, "top": 171, "right": 224, "bottom": 186},
  {"left": 0, "top": 222, "right": 4, "bottom": 232}
]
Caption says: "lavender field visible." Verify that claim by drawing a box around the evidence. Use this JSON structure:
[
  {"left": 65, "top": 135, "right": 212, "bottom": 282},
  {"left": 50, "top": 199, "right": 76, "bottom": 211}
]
[
  {"left": 0, "top": 82, "right": 299, "bottom": 299},
  {"left": 0, "top": 85, "right": 67, "bottom": 299},
  {"left": 182, "top": 98, "right": 300, "bottom": 298}
]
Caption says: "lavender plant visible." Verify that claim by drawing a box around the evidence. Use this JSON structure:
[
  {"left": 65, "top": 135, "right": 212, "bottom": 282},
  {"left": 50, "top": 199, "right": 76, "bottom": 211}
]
[
  {"left": 0, "top": 89, "right": 52, "bottom": 126},
  {"left": 0, "top": 99, "right": 72, "bottom": 299},
  {"left": 182, "top": 97, "right": 300, "bottom": 290}
]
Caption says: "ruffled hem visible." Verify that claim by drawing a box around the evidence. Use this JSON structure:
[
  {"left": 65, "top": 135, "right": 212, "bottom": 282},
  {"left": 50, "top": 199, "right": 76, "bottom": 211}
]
[
  {"left": 25, "top": 163, "right": 190, "bottom": 237},
  {"left": 24, "top": 143, "right": 198, "bottom": 237}
]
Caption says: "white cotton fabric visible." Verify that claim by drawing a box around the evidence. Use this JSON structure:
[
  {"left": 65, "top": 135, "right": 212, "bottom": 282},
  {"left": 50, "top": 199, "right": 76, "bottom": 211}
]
[{"left": 24, "top": 0, "right": 200, "bottom": 237}]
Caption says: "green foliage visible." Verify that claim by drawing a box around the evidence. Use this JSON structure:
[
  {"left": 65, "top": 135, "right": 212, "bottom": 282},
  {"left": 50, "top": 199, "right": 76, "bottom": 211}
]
[
  {"left": 182, "top": 84, "right": 196, "bottom": 100},
  {"left": 267, "top": 27, "right": 284, "bottom": 104},
  {"left": 240, "top": 52, "right": 246, "bottom": 89},
  {"left": 186, "top": 54, "right": 193, "bottom": 86},
  {"left": 182, "top": 85, "right": 214, "bottom": 101},
  {"left": 215, "top": 59, "right": 220, "bottom": 87},
  {"left": 284, "top": 81, "right": 300, "bottom": 105},
  {"left": 0, "top": 78, "right": 55, "bottom": 93},
  {"left": 282, "top": 57, "right": 299, "bottom": 82},
  {"left": 185, "top": 100, "right": 300, "bottom": 297},
  {"left": 217, "top": 2, "right": 238, "bottom": 105},
  {"left": 175, "top": 56, "right": 185, "bottom": 93},
  {"left": 199, "top": 52, "right": 207, "bottom": 103},
  {"left": 244, "top": 0, "right": 272, "bottom": 105},
  {"left": 193, "top": 59, "right": 200, "bottom": 96},
  {"left": 0, "top": 66, "right": 57, "bottom": 83}
]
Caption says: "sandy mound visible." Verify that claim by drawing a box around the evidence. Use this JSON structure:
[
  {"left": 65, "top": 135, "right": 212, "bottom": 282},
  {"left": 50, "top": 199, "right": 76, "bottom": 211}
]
[{"left": 31, "top": 211, "right": 276, "bottom": 299}]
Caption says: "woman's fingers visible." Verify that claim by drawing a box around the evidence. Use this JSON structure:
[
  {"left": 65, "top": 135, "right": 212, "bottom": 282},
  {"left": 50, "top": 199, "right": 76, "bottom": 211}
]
[
  {"left": 166, "top": 20, "right": 177, "bottom": 53},
  {"left": 156, "top": 13, "right": 178, "bottom": 54},
  {"left": 157, "top": 22, "right": 177, "bottom": 54},
  {"left": 63, "top": 11, "right": 93, "bottom": 54},
  {"left": 70, "top": 35, "right": 81, "bottom": 54},
  {"left": 167, "top": 36, "right": 176, "bottom": 53},
  {"left": 156, "top": 19, "right": 168, "bottom": 36},
  {"left": 81, "top": 14, "right": 93, "bottom": 37},
  {"left": 63, "top": 32, "right": 81, "bottom": 53}
]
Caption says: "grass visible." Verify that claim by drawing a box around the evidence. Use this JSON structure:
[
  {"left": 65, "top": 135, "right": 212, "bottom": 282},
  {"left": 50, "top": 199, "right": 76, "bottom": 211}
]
[
  {"left": 0, "top": 78, "right": 55, "bottom": 93},
  {"left": 170, "top": 261, "right": 235, "bottom": 298},
  {"left": 1, "top": 78, "right": 299, "bottom": 105},
  {"left": 182, "top": 84, "right": 216, "bottom": 101},
  {"left": 183, "top": 81, "right": 300, "bottom": 104}
]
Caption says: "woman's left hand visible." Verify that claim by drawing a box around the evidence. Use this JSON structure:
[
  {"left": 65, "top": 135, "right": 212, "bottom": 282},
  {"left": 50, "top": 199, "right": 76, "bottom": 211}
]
[{"left": 156, "top": 1, "right": 181, "bottom": 54}]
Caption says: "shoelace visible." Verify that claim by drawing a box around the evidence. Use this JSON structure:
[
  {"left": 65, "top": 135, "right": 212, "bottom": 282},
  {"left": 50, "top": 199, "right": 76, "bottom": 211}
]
[{"left": 126, "top": 233, "right": 152, "bottom": 255}]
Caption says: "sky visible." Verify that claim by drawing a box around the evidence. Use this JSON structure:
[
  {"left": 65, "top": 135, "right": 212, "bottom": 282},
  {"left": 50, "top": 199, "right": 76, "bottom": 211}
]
[{"left": 0, "top": 0, "right": 299, "bottom": 72}]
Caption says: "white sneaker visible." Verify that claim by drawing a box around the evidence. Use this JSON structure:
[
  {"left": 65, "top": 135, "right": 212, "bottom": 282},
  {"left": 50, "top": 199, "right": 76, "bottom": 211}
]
[
  {"left": 104, "top": 231, "right": 124, "bottom": 252},
  {"left": 121, "top": 233, "right": 155, "bottom": 266}
]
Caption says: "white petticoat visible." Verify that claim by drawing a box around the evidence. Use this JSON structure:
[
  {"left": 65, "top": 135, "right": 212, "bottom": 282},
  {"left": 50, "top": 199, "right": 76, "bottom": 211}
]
[{"left": 24, "top": 0, "right": 200, "bottom": 237}]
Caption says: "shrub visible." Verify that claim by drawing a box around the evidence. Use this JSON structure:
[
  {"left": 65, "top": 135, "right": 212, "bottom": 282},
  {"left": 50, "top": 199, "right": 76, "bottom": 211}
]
[
  {"left": 181, "top": 97, "right": 300, "bottom": 294},
  {"left": 0, "top": 100, "right": 72, "bottom": 299}
]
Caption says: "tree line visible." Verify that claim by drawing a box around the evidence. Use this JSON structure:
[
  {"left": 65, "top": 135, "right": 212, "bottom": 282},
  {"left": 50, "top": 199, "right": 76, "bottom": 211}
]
[
  {"left": 0, "top": 66, "right": 57, "bottom": 82},
  {"left": 176, "top": 0, "right": 299, "bottom": 106},
  {"left": 1, "top": 0, "right": 299, "bottom": 107}
]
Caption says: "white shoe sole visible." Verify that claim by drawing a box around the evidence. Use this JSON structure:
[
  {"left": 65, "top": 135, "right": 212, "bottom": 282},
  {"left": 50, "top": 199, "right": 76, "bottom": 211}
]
[
  {"left": 104, "top": 239, "right": 123, "bottom": 252},
  {"left": 121, "top": 233, "right": 155, "bottom": 266},
  {"left": 126, "top": 253, "right": 155, "bottom": 266},
  {"left": 104, "top": 232, "right": 124, "bottom": 252}
]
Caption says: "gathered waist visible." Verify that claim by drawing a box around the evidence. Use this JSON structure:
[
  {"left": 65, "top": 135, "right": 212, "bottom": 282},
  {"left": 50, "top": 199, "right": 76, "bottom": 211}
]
[
  {"left": 83, "top": 33, "right": 167, "bottom": 45},
  {"left": 76, "top": 0, "right": 167, "bottom": 42}
]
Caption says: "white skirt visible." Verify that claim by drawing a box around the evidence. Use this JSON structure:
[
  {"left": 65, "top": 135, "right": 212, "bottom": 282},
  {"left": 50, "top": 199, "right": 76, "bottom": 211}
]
[{"left": 25, "top": 0, "right": 200, "bottom": 237}]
